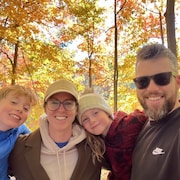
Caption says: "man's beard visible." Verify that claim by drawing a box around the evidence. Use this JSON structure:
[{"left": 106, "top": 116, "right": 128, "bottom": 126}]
[{"left": 138, "top": 96, "right": 175, "bottom": 121}]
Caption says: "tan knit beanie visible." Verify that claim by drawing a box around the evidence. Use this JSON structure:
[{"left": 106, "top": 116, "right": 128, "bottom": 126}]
[{"left": 78, "top": 92, "right": 113, "bottom": 125}]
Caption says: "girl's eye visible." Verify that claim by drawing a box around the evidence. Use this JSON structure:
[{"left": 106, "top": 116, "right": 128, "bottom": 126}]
[
  {"left": 82, "top": 118, "right": 89, "bottom": 123},
  {"left": 94, "top": 111, "right": 99, "bottom": 115}
]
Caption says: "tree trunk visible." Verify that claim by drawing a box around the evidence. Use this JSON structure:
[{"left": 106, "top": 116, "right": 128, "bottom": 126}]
[
  {"left": 114, "top": 0, "right": 118, "bottom": 112},
  {"left": 12, "top": 43, "right": 18, "bottom": 85},
  {"left": 164, "top": 0, "right": 176, "bottom": 56}
]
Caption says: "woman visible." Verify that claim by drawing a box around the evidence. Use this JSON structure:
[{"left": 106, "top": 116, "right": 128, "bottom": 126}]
[{"left": 8, "top": 79, "right": 101, "bottom": 180}]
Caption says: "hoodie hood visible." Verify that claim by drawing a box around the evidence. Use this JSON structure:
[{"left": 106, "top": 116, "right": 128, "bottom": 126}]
[
  {"left": 39, "top": 114, "right": 87, "bottom": 180},
  {"left": 39, "top": 114, "right": 86, "bottom": 153}
]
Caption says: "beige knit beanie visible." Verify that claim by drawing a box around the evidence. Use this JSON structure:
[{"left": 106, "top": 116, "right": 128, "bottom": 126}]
[{"left": 78, "top": 91, "right": 113, "bottom": 125}]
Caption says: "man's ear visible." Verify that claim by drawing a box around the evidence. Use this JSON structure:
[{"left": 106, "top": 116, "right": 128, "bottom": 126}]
[{"left": 176, "top": 75, "right": 180, "bottom": 86}]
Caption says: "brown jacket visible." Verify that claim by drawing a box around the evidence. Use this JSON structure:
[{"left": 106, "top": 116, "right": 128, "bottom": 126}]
[{"left": 8, "top": 129, "right": 102, "bottom": 180}]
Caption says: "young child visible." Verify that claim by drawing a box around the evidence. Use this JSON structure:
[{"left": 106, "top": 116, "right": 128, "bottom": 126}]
[
  {"left": 0, "top": 85, "right": 38, "bottom": 180},
  {"left": 78, "top": 89, "right": 147, "bottom": 180}
]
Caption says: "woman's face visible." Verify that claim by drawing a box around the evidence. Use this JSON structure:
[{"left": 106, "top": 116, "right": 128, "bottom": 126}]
[{"left": 45, "top": 92, "right": 77, "bottom": 133}]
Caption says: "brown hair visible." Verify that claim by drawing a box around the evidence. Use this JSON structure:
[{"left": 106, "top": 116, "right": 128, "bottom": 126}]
[{"left": 136, "top": 43, "right": 178, "bottom": 74}]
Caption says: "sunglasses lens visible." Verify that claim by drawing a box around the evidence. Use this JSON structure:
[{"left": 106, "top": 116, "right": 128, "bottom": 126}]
[
  {"left": 154, "top": 72, "right": 172, "bottom": 86},
  {"left": 133, "top": 77, "right": 150, "bottom": 89},
  {"left": 134, "top": 72, "right": 173, "bottom": 89}
]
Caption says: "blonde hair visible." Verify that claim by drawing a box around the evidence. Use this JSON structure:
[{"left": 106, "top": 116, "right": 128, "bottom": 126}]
[
  {"left": 0, "top": 85, "right": 38, "bottom": 106},
  {"left": 79, "top": 88, "right": 106, "bottom": 163},
  {"left": 85, "top": 132, "right": 105, "bottom": 164}
]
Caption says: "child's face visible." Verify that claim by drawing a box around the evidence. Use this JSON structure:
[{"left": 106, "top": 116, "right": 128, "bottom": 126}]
[
  {"left": 0, "top": 92, "right": 32, "bottom": 131},
  {"left": 81, "top": 108, "right": 112, "bottom": 136}
]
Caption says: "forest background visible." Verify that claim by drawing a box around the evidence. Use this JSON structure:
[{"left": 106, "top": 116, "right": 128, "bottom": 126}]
[{"left": 0, "top": 0, "right": 179, "bottom": 130}]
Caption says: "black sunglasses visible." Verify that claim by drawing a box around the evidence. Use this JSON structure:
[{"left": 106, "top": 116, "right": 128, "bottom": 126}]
[{"left": 133, "top": 72, "right": 176, "bottom": 89}]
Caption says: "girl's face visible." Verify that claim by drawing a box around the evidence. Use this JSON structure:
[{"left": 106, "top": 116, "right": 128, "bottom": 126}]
[
  {"left": 81, "top": 108, "right": 112, "bottom": 136},
  {"left": 0, "top": 92, "right": 31, "bottom": 131}
]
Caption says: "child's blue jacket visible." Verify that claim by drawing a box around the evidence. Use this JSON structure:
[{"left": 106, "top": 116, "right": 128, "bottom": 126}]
[{"left": 0, "top": 124, "right": 30, "bottom": 180}]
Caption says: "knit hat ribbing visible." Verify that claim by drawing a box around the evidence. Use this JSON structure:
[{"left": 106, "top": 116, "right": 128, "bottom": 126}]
[{"left": 78, "top": 93, "right": 113, "bottom": 125}]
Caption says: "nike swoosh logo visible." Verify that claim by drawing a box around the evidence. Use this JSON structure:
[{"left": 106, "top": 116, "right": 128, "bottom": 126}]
[{"left": 152, "top": 147, "right": 165, "bottom": 155}]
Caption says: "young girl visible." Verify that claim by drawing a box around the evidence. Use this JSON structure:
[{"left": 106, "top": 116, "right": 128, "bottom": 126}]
[{"left": 78, "top": 89, "right": 147, "bottom": 180}]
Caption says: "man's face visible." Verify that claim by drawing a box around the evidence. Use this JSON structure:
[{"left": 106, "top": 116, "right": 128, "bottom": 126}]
[{"left": 135, "top": 57, "right": 180, "bottom": 121}]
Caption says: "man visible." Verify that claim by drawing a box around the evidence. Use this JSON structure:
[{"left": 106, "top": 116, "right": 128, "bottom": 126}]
[{"left": 131, "top": 43, "right": 180, "bottom": 180}]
